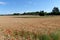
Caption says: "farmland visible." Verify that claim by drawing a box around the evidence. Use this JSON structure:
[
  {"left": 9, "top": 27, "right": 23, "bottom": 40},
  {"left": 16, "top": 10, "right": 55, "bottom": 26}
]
[{"left": 0, "top": 16, "right": 60, "bottom": 40}]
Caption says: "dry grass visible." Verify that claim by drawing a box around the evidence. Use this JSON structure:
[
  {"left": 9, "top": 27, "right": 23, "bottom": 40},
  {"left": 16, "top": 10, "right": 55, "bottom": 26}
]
[{"left": 0, "top": 16, "right": 60, "bottom": 40}]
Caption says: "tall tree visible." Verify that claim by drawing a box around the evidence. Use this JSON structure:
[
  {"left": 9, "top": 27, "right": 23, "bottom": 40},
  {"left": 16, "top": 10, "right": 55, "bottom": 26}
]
[{"left": 51, "top": 7, "right": 60, "bottom": 15}]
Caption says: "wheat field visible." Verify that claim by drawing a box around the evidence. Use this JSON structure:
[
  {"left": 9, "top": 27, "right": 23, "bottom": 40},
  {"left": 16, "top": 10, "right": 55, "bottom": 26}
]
[{"left": 0, "top": 16, "right": 60, "bottom": 40}]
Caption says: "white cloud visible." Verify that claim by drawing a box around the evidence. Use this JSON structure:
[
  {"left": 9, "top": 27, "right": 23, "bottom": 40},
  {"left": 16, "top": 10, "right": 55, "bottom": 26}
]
[{"left": 0, "top": 2, "right": 6, "bottom": 5}]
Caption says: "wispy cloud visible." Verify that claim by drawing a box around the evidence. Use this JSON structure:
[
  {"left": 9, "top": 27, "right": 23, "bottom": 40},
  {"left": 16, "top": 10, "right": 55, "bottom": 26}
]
[{"left": 0, "top": 2, "right": 6, "bottom": 5}]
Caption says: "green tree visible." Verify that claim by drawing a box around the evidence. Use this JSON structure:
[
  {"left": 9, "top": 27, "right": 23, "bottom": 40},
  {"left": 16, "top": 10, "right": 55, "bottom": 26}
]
[
  {"left": 13, "top": 13, "right": 20, "bottom": 15},
  {"left": 51, "top": 7, "right": 60, "bottom": 15},
  {"left": 39, "top": 11, "right": 45, "bottom": 16}
]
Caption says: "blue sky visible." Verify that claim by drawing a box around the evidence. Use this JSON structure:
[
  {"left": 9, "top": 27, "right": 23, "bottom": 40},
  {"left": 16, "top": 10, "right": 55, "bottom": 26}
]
[{"left": 0, "top": 0, "right": 60, "bottom": 14}]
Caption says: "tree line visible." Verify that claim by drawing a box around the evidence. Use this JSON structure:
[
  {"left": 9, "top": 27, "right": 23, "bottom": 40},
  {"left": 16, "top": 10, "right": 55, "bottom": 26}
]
[{"left": 13, "top": 7, "right": 60, "bottom": 16}]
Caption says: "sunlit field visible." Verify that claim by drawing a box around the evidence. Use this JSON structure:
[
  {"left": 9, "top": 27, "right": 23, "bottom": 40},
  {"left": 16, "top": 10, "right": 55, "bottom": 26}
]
[{"left": 0, "top": 16, "right": 60, "bottom": 40}]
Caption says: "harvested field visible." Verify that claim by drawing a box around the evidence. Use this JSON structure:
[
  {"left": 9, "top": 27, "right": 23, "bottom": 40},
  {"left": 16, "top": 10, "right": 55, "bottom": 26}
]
[{"left": 0, "top": 16, "right": 60, "bottom": 40}]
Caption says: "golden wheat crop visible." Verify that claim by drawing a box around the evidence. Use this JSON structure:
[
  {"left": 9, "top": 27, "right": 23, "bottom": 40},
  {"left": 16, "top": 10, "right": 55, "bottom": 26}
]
[{"left": 0, "top": 16, "right": 60, "bottom": 40}]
